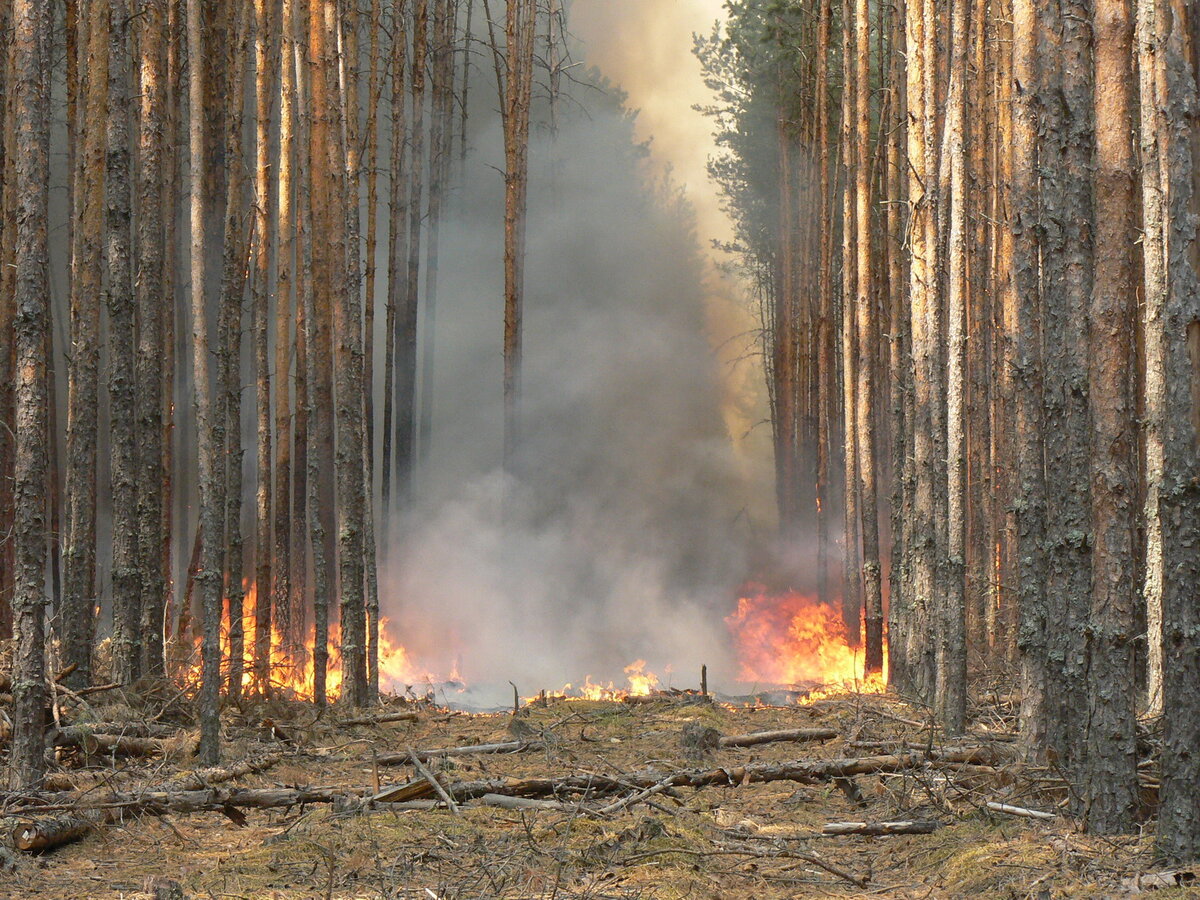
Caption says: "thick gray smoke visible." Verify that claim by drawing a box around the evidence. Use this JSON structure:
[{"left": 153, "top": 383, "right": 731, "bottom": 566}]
[{"left": 379, "top": 80, "right": 761, "bottom": 704}]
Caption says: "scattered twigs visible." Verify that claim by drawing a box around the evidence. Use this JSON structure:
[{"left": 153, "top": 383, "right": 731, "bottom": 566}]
[
  {"left": 821, "top": 820, "right": 940, "bottom": 836},
  {"left": 406, "top": 746, "right": 460, "bottom": 815},
  {"left": 985, "top": 801, "right": 1056, "bottom": 820},
  {"left": 718, "top": 728, "right": 839, "bottom": 749},
  {"left": 375, "top": 740, "right": 544, "bottom": 766},
  {"left": 597, "top": 777, "right": 676, "bottom": 816}
]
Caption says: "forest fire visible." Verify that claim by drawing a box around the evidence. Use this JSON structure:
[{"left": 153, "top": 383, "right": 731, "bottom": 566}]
[
  {"left": 534, "top": 660, "right": 662, "bottom": 703},
  {"left": 726, "top": 585, "right": 887, "bottom": 691},
  {"left": 178, "top": 581, "right": 443, "bottom": 702}
]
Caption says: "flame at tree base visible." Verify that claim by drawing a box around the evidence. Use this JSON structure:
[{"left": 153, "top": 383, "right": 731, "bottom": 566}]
[{"left": 725, "top": 584, "right": 887, "bottom": 693}]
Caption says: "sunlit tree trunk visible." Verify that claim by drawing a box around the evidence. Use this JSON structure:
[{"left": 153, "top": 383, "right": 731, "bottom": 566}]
[
  {"left": 1012, "top": 0, "right": 1050, "bottom": 761},
  {"left": 853, "top": 0, "right": 883, "bottom": 677},
  {"left": 137, "top": 0, "right": 169, "bottom": 679},
  {"left": 1139, "top": 0, "right": 1200, "bottom": 860}
]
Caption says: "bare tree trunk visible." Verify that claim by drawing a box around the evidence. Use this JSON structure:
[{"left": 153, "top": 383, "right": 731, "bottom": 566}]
[
  {"left": 136, "top": 0, "right": 169, "bottom": 679},
  {"left": 363, "top": 0, "right": 383, "bottom": 702},
  {"left": 0, "top": 10, "right": 15, "bottom": 643},
  {"left": 218, "top": 0, "right": 251, "bottom": 701},
  {"left": 275, "top": 0, "right": 298, "bottom": 660},
  {"left": 1139, "top": 0, "right": 1200, "bottom": 860},
  {"left": 485, "top": 0, "right": 535, "bottom": 472},
  {"left": 901, "top": 0, "right": 936, "bottom": 695},
  {"left": 1082, "top": 0, "right": 1139, "bottom": 836},
  {"left": 1038, "top": 0, "right": 1094, "bottom": 775},
  {"left": 397, "top": 0, "right": 427, "bottom": 499},
  {"left": 939, "top": 0, "right": 968, "bottom": 733},
  {"left": 107, "top": 0, "right": 137, "bottom": 696},
  {"left": 190, "top": 0, "right": 221, "bottom": 767},
  {"left": 382, "top": 0, "right": 409, "bottom": 524},
  {"left": 252, "top": 0, "right": 277, "bottom": 696},
  {"left": 853, "top": 0, "right": 883, "bottom": 678},
  {"left": 1012, "top": 0, "right": 1050, "bottom": 761},
  {"left": 814, "top": 0, "right": 834, "bottom": 625},
  {"left": 10, "top": 0, "right": 52, "bottom": 791},
  {"left": 840, "top": 17, "right": 862, "bottom": 649},
  {"left": 62, "top": 0, "right": 107, "bottom": 687}
]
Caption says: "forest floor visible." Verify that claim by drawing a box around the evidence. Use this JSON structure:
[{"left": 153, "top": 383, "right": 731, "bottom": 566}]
[{"left": 0, "top": 682, "right": 1196, "bottom": 899}]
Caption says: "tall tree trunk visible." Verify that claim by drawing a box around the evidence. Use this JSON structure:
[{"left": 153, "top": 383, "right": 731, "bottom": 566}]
[
  {"left": 939, "top": 0, "right": 968, "bottom": 733},
  {"left": 62, "top": 0, "right": 107, "bottom": 687},
  {"left": 397, "top": 0, "right": 427, "bottom": 499},
  {"left": 218, "top": 0, "right": 251, "bottom": 701},
  {"left": 136, "top": 0, "right": 169, "bottom": 679},
  {"left": 1139, "top": 0, "right": 1200, "bottom": 861},
  {"left": 1039, "top": 0, "right": 1094, "bottom": 775},
  {"left": 1083, "top": 0, "right": 1139, "bottom": 835},
  {"left": 382, "top": 0, "right": 409, "bottom": 524},
  {"left": 107, "top": 0, "right": 137, "bottom": 697},
  {"left": 1012, "top": 0, "right": 1051, "bottom": 760},
  {"left": 854, "top": 0, "right": 883, "bottom": 678},
  {"left": 252, "top": 0, "right": 276, "bottom": 696},
  {"left": 275, "top": 0, "right": 298, "bottom": 660},
  {"left": 10, "top": 0, "right": 52, "bottom": 791},
  {"left": 190, "top": 0, "right": 221, "bottom": 766}
]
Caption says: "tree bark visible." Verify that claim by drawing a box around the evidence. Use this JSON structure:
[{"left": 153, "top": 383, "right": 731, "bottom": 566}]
[
  {"left": 107, "top": 0, "right": 137, "bottom": 695},
  {"left": 189, "top": 0, "right": 221, "bottom": 766},
  {"left": 62, "top": 0, "right": 107, "bottom": 687},
  {"left": 10, "top": 0, "right": 52, "bottom": 790},
  {"left": 136, "top": 0, "right": 169, "bottom": 679},
  {"left": 1083, "top": 0, "right": 1139, "bottom": 835}
]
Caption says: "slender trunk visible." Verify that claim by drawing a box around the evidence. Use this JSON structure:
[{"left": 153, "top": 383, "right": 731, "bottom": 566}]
[
  {"left": 252, "top": 0, "right": 276, "bottom": 696},
  {"left": 218, "top": 0, "right": 251, "bottom": 701},
  {"left": 382, "top": 0, "right": 409, "bottom": 523},
  {"left": 10, "top": 0, "right": 52, "bottom": 791},
  {"left": 190, "top": 0, "right": 221, "bottom": 766},
  {"left": 62, "top": 0, "right": 107, "bottom": 687},
  {"left": 397, "top": 0, "right": 427, "bottom": 499},
  {"left": 107, "top": 0, "right": 137, "bottom": 696},
  {"left": 854, "top": 0, "right": 883, "bottom": 678},
  {"left": 137, "top": 0, "right": 169, "bottom": 679}
]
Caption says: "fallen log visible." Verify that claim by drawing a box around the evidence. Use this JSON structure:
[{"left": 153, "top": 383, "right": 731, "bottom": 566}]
[
  {"left": 718, "top": 728, "right": 839, "bottom": 748},
  {"left": 406, "top": 746, "right": 459, "bottom": 815},
  {"left": 822, "top": 820, "right": 940, "bottom": 836},
  {"left": 337, "top": 711, "right": 420, "bottom": 727},
  {"left": 985, "top": 801, "right": 1056, "bottom": 820},
  {"left": 51, "top": 728, "right": 163, "bottom": 757},
  {"left": 379, "top": 749, "right": 998, "bottom": 804},
  {"left": 375, "top": 740, "right": 544, "bottom": 766},
  {"left": 13, "top": 815, "right": 94, "bottom": 853}
]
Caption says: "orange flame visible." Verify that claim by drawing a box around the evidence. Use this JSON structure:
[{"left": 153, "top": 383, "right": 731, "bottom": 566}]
[
  {"left": 725, "top": 585, "right": 886, "bottom": 691},
  {"left": 179, "top": 580, "right": 440, "bottom": 702}
]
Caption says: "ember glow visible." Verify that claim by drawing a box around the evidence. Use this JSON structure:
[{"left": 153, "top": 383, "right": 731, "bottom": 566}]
[{"left": 725, "top": 585, "right": 887, "bottom": 690}]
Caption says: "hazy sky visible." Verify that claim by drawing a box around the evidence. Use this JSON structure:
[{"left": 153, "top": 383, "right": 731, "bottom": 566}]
[{"left": 572, "top": 0, "right": 734, "bottom": 250}]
